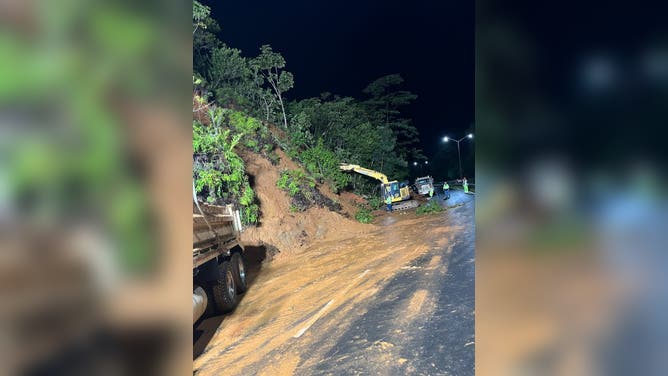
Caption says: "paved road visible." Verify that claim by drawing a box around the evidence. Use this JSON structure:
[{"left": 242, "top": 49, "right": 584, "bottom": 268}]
[
  {"left": 308, "top": 190, "right": 475, "bottom": 375},
  {"left": 194, "top": 190, "right": 475, "bottom": 375}
]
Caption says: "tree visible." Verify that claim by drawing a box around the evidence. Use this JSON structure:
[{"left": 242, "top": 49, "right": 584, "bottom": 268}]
[
  {"left": 362, "top": 74, "right": 423, "bottom": 162},
  {"left": 193, "top": 1, "right": 210, "bottom": 35},
  {"left": 252, "top": 45, "right": 294, "bottom": 129},
  {"left": 208, "top": 45, "right": 252, "bottom": 106},
  {"left": 193, "top": 1, "right": 222, "bottom": 76}
]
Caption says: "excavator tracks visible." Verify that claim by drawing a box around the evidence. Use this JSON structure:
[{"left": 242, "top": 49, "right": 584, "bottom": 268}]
[{"left": 391, "top": 199, "right": 419, "bottom": 211}]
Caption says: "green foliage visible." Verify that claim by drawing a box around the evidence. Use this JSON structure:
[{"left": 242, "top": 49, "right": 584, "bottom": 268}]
[
  {"left": 193, "top": 110, "right": 259, "bottom": 225},
  {"left": 243, "top": 204, "right": 259, "bottom": 225},
  {"left": 355, "top": 207, "right": 374, "bottom": 224},
  {"left": 287, "top": 94, "right": 409, "bottom": 194},
  {"left": 193, "top": 1, "right": 222, "bottom": 75},
  {"left": 229, "top": 109, "right": 261, "bottom": 134},
  {"left": 252, "top": 45, "right": 294, "bottom": 128},
  {"left": 416, "top": 200, "right": 444, "bottom": 215},
  {"left": 193, "top": 1, "right": 210, "bottom": 33},
  {"left": 209, "top": 45, "right": 254, "bottom": 107},
  {"left": 362, "top": 74, "right": 424, "bottom": 162},
  {"left": 268, "top": 151, "right": 280, "bottom": 165},
  {"left": 190, "top": 14, "right": 431, "bottom": 220},
  {"left": 367, "top": 196, "right": 384, "bottom": 210},
  {"left": 288, "top": 111, "right": 314, "bottom": 149},
  {"left": 277, "top": 169, "right": 314, "bottom": 197},
  {"left": 299, "top": 139, "right": 351, "bottom": 193}
]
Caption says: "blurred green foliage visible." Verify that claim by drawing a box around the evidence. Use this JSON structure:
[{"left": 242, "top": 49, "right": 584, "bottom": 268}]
[{"left": 0, "top": 0, "right": 190, "bottom": 274}]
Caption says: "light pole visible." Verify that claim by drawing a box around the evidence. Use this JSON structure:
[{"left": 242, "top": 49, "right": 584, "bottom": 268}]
[{"left": 442, "top": 133, "right": 473, "bottom": 179}]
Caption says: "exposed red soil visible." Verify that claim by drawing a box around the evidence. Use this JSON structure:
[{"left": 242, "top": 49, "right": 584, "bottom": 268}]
[{"left": 239, "top": 148, "right": 374, "bottom": 260}]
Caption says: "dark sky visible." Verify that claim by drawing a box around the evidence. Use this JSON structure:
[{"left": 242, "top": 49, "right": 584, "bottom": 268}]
[{"left": 205, "top": 0, "right": 473, "bottom": 159}]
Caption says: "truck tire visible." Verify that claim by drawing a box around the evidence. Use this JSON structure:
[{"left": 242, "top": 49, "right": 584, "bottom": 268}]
[
  {"left": 212, "top": 261, "right": 237, "bottom": 313},
  {"left": 231, "top": 252, "right": 247, "bottom": 293}
]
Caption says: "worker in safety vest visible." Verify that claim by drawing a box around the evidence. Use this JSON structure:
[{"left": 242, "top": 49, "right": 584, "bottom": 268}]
[
  {"left": 385, "top": 194, "right": 392, "bottom": 212},
  {"left": 428, "top": 186, "right": 434, "bottom": 199},
  {"left": 463, "top": 177, "right": 469, "bottom": 193},
  {"left": 443, "top": 181, "right": 450, "bottom": 200}
]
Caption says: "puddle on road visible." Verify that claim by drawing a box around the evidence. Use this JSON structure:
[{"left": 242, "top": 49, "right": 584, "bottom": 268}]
[{"left": 194, "top": 209, "right": 466, "bottom": 376}]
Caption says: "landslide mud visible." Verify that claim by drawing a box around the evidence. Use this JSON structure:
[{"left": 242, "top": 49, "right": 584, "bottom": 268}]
[
  {"left": 194, "top": 210, "right": 462, "bottom": 375},
  {"left": 239, "top": 148, "right": 372, "bottom": 257}
]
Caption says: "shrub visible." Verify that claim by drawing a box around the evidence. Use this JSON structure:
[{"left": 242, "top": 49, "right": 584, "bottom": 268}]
[
  {"left": 355, "top": 207, "right": 374, "bottom": 224},
  {"left": 416, "top": 200, "right": 444, "bottom": 215},
  {"left": 299, "top": 139, "right": 351, "bottom": 193},
  {"left": 193, "top": 116, "right": 259, "bottom": 225},
  {"left": 367, "top": 196, "right": 384, "bottom": 210},
  {"left": 229, "top": 111, "right": 261, "bottom": 135},
  {"left": 276, "top": 169, "right": 315, "bottom": 197}
]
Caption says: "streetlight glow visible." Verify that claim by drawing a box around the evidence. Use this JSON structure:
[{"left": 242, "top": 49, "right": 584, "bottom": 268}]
[
  {"left": 441, "top": 131, "right": 474, "bottom": 178},
  {"left": 425, "top": 161, "right": 428, "bottom": 164},
  {"left": 413, "top": 161, "right": 418, "bottom": 166}
]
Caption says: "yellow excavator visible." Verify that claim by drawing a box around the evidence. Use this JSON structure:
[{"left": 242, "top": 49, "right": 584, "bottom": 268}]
[{"left": 339, "top": 164, "right": 419, "bottom": 211}]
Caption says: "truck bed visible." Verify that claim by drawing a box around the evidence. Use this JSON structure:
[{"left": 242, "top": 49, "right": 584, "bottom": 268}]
[{"left": 193, "top": 204, "right": 241, "bottom": 268}]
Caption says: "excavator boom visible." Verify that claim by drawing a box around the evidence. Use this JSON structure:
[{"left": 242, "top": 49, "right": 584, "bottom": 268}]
[{"left": 338, "top": 164, "right": 389, "bottom": 184}]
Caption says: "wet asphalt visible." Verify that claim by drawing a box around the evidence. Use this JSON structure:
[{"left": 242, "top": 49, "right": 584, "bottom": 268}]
[{"left": 306, "top": 190, "right": 475, "bottom": 375}]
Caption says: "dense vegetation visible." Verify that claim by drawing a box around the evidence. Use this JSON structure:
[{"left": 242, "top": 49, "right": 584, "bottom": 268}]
[
  {"left": 193, "top": 1, "right": 425, "bottom": 219},
  {"left": 276, "top": 169, "right": 342, "bottom": 212},
  {"left": 193, "top": 107, "right": 264, "bottom": 224}
]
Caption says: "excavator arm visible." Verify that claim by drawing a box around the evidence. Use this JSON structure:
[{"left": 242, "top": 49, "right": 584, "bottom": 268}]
[
  {"left": 338, "top": 164, "right": 389, "bottom": 184},
  {"left": 339, "top": 163, "right": 418, "bottom": 211}
]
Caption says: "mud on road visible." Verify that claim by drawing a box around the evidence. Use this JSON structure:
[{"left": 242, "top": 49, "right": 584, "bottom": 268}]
[{"left": 194, "top": 191, "right": 475, "bottom": 375}]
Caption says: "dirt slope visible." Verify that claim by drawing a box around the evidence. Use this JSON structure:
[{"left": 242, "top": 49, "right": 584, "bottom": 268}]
[{"left": 239, "top": 148, "right": 372, "bottom": 259}]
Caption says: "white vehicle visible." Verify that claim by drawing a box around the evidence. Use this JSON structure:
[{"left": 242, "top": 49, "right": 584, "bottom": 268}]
[{"left": 414, "top": 176, "right": 434, "bottom": 196}]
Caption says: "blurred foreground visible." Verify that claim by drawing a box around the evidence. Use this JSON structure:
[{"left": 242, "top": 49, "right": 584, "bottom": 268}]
[
  {"left": 1, "top": 1, "right": 192, "bottom": 375},
  {"left": 477, "top": 1, "right": 668, "bottom": 374}
]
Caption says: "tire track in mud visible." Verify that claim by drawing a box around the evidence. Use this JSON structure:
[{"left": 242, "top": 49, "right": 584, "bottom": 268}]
[
  {"left": 194, "top": 199, "right": 471, "bottom": 376},
  {"left": 302, "top": 241, "right": 456, "bottom": 375},
  {"left": 301, "top": 199, "right": 474, "bottom": 375}
]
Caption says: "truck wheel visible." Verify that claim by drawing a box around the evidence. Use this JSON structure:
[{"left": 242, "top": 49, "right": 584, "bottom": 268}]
[
  {"left": 212, "top": 261, "right": 237, "bottom": 313},
  {"left": 231, "top": 252, "right": 247, "bottom": 293}
]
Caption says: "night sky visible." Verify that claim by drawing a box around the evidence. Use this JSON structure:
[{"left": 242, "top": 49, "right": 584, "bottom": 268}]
[{"left": 204, "top": 0, "right": 474, "bottom": 160}]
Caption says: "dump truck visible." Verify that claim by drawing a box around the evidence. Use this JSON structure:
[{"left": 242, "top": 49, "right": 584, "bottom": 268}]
[
  {"left": 193, "top": 201, "right": 246, "bottom": 323},
  {"left": 339, "top": 163, "right": 419, "bottom": 211},
  {"left": 414, "top": 176, "right": 434, "bottom": 196}
]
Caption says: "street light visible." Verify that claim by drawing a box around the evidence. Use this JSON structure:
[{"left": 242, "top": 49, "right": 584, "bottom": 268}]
[
  {"left": 413, "top": 161, "right": 418, "bottom": 166},
  {"left": 442, "top": 133, "right": 474, "bottom": 179}
]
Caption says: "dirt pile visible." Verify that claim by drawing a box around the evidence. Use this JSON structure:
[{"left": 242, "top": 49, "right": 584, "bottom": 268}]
[{"left": 239, "top": 148, "right": 372, "bottom": 258}]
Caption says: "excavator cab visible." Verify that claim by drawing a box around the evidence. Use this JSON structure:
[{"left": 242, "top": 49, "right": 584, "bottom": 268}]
[
  {"left": 382, "top": 181, "right": 410, "bottom": 202},
  {"left": 383, "top": 181, "right": 400, "bottom": 199}
]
